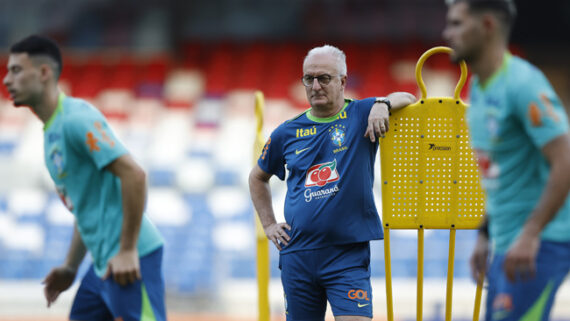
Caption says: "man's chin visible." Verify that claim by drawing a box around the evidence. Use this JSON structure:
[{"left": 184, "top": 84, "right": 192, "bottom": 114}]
[
  {"left": 449, "top": 52, "right": 462, "bottom": 64},
  {"left": 449, "top": 50, "right": 472, "bottom": 64},
  {"left": 10, "top": 99, "right": 30, "bottom": 108},
  {"left": 310, "top": 98, "right": 328, "bottom": 108}
]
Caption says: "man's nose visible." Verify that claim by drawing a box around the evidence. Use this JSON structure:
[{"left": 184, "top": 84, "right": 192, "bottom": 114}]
[
  {"left": 3, "top": 73, "right": 10, "bottom": 87},
  {"left": 311, "top": 78, "right": 322, "bottom": 90}
]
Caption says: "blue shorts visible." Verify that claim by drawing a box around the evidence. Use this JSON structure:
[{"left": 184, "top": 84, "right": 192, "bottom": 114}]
[
  {"left": 279, "top": 242, "right": 372, "bottom": 321},
  {"left": 485, "top": 240, "right": 570, "bottom": 321},
  {"left": 70, "top": 247, "right": 166, "bottom": 321}
]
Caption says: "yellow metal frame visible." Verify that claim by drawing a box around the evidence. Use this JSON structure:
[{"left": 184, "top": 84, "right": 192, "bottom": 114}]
[
  {"left": 253, "top": 91, "right": 270, "bottom": 321},
  {"left": 380, "top": 47, "right": 485, "bottom": 321}
]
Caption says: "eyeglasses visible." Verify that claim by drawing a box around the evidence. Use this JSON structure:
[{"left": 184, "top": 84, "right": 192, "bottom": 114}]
[{"left": 301, "top": 74, "right": 338, "bottom": 87}]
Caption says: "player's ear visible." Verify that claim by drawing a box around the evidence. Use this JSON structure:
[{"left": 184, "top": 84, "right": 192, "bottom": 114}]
[
  {"left": 481, "top": 13, "right": 498, "bottom": 36},
  {"left": 340, "top": 75, "right": 347, "bottom": 88},
  {"left": 39, "top": 63, "right": 53, "bottom": 82}
]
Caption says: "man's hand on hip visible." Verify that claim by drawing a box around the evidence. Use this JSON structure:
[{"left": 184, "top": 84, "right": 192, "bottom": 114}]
[
  {"left": 104, "top": 248, "right": 141, "bottom": 286},
  {"left": 264, "top": 222, "right": 291, "bottom": 250},
  {"left": 503, "top": 233, "right": 539, "bottom": 282}
]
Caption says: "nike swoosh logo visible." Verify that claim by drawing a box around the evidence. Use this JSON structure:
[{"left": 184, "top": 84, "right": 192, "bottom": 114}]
[
  {"left": 295, "top": 147, "right": 310, "bottom": 155},
  {"left": 357, "top": 303, "right": 369, "bottom": 308}
]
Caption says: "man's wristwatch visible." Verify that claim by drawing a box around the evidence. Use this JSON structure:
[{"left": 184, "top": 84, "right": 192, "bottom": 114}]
[{"left": 375, "top": 97, "right": 392, "bottom": 115}]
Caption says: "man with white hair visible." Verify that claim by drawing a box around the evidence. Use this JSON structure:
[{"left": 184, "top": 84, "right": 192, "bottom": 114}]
[{"left": 249, "top": 44, "right": 415, "bottom": 321}]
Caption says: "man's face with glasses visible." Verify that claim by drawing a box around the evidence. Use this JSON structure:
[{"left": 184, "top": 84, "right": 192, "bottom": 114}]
[
  {"left": 301, "top": 74, "right": 337, "bottom": 87},
  {"left": 302, "top": 53, "right": 346, "bottom": 110}
]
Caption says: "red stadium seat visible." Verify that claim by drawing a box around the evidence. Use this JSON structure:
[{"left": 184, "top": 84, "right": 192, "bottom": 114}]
[
  {"left": 0, "top": 56, "right": 8, "bottom": 99},
  {"left": 204, "top": 44, "right": 234, "bottom": 96},
  {"left": 71, "top": 56, "right": 106, "bottom": 99},
  {"left": 234, "top": 43, "right": 268, "bottom": 91},
  {"left": 107, "top": 54, "right": 139, "bottom": 91},
  {"left": 141, "top": 54, "right": 170, "bottom": 84}
]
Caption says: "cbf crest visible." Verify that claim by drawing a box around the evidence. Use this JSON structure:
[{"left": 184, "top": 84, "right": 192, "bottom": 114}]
[
  {"left": 329, "top": 124, "right": 348, "bottom": 153},
  {"left": 485, "top": 109, "right": 500, "bottom": 141},
  {"left": 50, "top": 146, "right": 67, "bottom": 179},
  {"left": 329, "top": 124, "right": 346, "bottom": 147}
]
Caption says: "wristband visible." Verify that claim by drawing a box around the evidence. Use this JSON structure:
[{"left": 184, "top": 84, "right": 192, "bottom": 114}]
[{"left": 375, "top": 97, "right": 392, "bottom": 115}]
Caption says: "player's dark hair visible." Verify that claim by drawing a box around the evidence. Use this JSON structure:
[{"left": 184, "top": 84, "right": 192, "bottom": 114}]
[
  {"left": 10, "top": 35, "right": 63, "bottom": 79},
  {"left": 450, "top": 0, "right": 516, "bottom": 36}
]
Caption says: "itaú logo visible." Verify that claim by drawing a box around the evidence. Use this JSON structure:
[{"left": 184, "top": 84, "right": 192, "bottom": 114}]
[{"left": 348, "top": 289, "right": 369, "bottom": 301}]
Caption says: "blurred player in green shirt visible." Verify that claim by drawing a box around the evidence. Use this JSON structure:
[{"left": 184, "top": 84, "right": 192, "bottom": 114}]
[
  {"left": 444, "top": 1, "right": 570, "bottom": 320},
  {"left": 4, "top": 35, "right": 165, "bottom": 321}
]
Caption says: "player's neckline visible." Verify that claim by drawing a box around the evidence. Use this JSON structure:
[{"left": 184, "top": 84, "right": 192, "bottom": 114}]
[{"left": 306, "top": 100, "right": 351, "bottom": 123}]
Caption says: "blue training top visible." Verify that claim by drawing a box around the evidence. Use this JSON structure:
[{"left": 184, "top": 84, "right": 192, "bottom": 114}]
[
  {"left": 468, "top": 53, "right": 570, "bottom": 254},
  {"left": 258, "top": 97, "right": 383, "bottom": 254},
  {"left": 44, "top": 93, "right": 164, "bottom": 277}
]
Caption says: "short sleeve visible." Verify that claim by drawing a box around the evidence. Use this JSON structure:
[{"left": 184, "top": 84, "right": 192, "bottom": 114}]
[
  {"left": 356, "top": 97, "right": 376, "bottom": 125},
  {"left": 257, "top": 127, "right": 286, "bottom": 180},
  {"left": 513, "top": 70, "right": 569, "bottom": 148},
  {"left": 64, "top": 110, "right": 129, "bottom": 170}
]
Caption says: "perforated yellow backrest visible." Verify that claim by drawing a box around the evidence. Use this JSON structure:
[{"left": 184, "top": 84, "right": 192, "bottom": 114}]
[{"left": 380, "top": 47, "right": 485, "bottom": 230}]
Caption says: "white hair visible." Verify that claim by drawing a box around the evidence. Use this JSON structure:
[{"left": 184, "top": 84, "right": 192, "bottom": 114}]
[{"left": 303, "top": 44, "right": 347, "bottom": 76}]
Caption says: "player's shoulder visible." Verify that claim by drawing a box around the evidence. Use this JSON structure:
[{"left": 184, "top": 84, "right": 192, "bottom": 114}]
[
  {"left": 60, "top": 95, "right": 107, "bottom": 130},
  {"left": 347, "top": 97, "right": 376, "bottom": 109},
  {"left": 267, "top": 107, "right": 324, "bottom": 141},
  {"left": 285, "top": 108, "right": 310, "bottom": 124},
  {"left": 504, "top": 55, "right": 553, "bottom": 101},
  {"left": 278, "top": 109, "right": 310, "bottom": 132},
  {"left": 349, "top": 97, "right": 374, "bottom": 105},
  {"left": 346, "top": 97, "right": 376, "bottom": 117},
  {"left": 63, "top": 96, "right": 104, "bottom": 119},
  {"left": 506, "top": 55, "right": 547, "bottom": 85}
]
